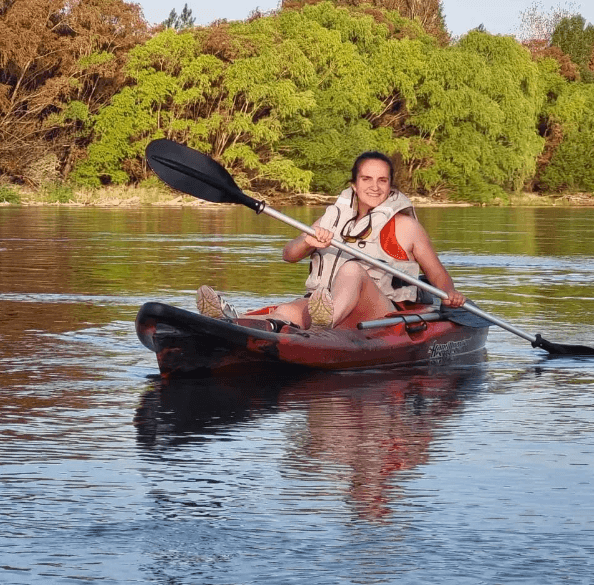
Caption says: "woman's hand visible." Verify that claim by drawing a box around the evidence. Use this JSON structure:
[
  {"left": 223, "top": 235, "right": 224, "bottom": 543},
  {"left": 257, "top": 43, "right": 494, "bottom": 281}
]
[
  {"left": 305, "top": 227, "right": 334, "bottom": 249},
  {"left": 441, "top": 289, "right": 466, "bottom": 308},
  {"left": 283, "top": 224, "right": 334, "bottom": 262}
]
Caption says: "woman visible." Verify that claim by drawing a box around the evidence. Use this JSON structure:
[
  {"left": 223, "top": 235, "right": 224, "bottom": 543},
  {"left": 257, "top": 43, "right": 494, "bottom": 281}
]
[{"left": 197, "top": 151, "right": 465, "bottom": 330}]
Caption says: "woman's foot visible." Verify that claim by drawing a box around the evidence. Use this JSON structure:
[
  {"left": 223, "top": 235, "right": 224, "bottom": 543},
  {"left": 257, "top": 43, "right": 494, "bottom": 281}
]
[
  {"left": 308, "top": 287, "right": 334, "bottom": 327},
  {"left": 196, "top": 285, "right": 238, "bottom": 319}
]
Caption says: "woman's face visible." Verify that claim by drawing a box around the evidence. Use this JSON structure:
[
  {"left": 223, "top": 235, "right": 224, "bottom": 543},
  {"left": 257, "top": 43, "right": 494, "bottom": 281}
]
[{"left": 352, "top": 159, "right": 391, "bottom": 214}]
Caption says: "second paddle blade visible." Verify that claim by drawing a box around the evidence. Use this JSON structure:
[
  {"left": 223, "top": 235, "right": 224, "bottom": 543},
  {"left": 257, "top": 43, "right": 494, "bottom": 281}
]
[{"left": 532, "top": 334, "right": 594, "bottom": 356}]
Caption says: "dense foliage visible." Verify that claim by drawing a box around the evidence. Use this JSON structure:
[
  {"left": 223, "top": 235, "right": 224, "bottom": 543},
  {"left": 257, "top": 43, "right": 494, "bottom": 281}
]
[
  {"left": 0, "top": 0, "right": 147, "bottom": 183},
  {"left": 1, "top": 0, "right": 594, "bottom": 202},
  {"left": 551, "top": 15, "right": 594, "bottom": 82},
  {"left": 538, "top": 82, "right": 594, "bottom": 192}
]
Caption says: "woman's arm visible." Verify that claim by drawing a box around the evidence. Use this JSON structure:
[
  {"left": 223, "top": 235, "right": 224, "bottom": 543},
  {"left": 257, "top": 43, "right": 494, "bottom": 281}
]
[
  {"left": 283, "top": 220, "right": 334, "bottom": 263},
  {"left": 396, "top": 216, "right": 466, "bottom": 307}
]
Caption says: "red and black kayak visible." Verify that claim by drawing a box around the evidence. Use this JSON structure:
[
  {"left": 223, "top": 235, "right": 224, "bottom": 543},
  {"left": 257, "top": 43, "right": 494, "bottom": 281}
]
[{"left": 136, "top": 301, "right": 490, "bottom": 378}]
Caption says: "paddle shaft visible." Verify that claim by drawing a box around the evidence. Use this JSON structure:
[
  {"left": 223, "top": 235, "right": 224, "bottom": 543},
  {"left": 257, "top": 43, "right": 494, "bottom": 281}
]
[
  {"left": 262, "top": 205, "right": 537, "bottom": 344},
  {"left": 358, "top": 312, "right": 443, "bottom": 330}
]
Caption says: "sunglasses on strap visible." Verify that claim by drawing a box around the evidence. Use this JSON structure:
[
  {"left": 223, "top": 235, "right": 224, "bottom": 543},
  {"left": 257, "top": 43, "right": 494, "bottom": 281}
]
[{"left": 340, "top": 214, "right": 373, "bottom": 243}]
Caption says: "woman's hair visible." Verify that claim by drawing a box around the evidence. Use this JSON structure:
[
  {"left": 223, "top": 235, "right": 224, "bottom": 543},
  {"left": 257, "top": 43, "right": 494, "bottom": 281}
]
[{"left": 350, "top": 151, "right": 394, "bottom": 186}]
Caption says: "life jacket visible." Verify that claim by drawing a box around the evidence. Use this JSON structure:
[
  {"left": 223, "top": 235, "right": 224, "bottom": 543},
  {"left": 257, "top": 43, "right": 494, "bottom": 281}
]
[{"left": 305, "top": 187, "right": 421, "bottom": 302}]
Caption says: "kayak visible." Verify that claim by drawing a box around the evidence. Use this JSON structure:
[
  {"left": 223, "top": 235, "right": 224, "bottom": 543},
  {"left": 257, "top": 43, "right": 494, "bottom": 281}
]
[{"left": 136, "top": 300, "right": 489, "bottom": 378}]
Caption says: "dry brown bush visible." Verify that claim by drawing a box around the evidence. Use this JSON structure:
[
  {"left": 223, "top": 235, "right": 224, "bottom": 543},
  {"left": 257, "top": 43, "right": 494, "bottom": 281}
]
[
  {"left": 0, "top": 0, "right": 148, "bottom": 185},
  {"left": 523, "top": 38, "right": 580, "bottom": 80}
]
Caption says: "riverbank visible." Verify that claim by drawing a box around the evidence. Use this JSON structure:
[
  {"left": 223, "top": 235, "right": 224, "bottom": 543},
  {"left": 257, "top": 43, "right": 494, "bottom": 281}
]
[{"left": 0, "top": 184, "right": 593, "bottom": 207}]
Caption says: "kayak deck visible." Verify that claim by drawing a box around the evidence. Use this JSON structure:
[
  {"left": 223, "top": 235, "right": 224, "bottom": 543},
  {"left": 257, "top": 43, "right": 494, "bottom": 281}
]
[{"left": 136, "top": 301, "right": 489, "bottom": 378}]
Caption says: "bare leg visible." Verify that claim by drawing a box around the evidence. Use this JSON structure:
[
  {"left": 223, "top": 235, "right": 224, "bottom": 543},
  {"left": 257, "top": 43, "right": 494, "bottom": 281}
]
[
  {"left": 330, "top": 262, "right": 394, "bottom": 328},
  {"left": 233, "top": 262, "right": 393, "bottom": 331},
  {"left": 265, "top": 263, "right": 393, "bottom": 330},
  {"left": 267, "top": 298, "right": 311, "bottom": 329}
]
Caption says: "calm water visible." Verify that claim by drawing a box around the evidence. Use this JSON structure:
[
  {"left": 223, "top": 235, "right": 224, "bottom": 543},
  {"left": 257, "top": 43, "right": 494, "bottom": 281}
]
[{"left": 1, "top": 205, "right": 594, "bottom": 584}]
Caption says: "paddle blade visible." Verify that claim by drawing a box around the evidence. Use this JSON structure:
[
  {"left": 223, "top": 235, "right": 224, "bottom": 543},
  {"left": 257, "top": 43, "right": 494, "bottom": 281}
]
[
  {"left": 440, "top": 306, "right": 492, "bottom": 328},
  {"left": 532, "top": 334, "right": 594, "bottom": 356},
  {"left": 145, "top": 139, "right": 262, "bottom": 212}
]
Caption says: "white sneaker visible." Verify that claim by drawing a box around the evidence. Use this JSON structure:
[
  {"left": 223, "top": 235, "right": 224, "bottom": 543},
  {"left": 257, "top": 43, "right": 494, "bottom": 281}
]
[{"left": 196, "top": 285, "right": 238, "bottom": 319}]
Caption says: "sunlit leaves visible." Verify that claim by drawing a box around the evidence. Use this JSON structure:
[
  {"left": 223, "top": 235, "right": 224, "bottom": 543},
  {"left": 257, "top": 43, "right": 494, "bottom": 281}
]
[
  {"left": 67, "top": 0, "right": 593, "bottom": 203},
  {"left": 277, "top": 2, "right": 430, "bottom": 192},
  {"left": 75, "top": 18, "right": 316, "bottom": 191},
  {"left": 539, "top": 82, "right": 594, "bottom": 191},
  {"left": 411, "top": 32, "right": 545, "bottom": 201}
]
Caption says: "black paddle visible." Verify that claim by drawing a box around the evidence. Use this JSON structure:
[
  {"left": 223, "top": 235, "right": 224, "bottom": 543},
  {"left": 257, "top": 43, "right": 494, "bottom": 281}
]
[{"left": 145, "top": 138, "right": 594, "bottom": 356}]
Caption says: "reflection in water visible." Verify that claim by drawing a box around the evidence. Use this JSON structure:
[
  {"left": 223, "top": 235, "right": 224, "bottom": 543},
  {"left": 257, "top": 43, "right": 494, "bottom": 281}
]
[
  {"left": 135, "top": 361, "right": 487, "bottom": 522},
  {"left": 2, "top": 206, "right": 593, "bottom": 584},
  {"left": 282, "top": 368, "right": 484, "bottom": 521},
  {"left": 135, "top": 374, "right": 283, "bottom": 448}
]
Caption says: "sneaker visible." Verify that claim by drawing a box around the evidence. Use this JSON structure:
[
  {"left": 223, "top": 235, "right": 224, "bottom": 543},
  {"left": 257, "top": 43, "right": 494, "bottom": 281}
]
[
  {"left": 196, "top": 285, "right": 238, "bottom": 319},
  {"left": 308, "top": 287, "right": 334, "bottom": 327}
]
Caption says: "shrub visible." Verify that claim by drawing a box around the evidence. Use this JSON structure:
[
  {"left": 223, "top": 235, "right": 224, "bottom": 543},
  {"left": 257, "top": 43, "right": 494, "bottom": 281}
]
[
  {"left": 0, "top": 185, "right": 21, "bottom": 204},
  {"left": 539, "top": 82, "right": 594, "bottom": 191},
  {"left": 40, "top": 183, "right": 75, "bottom": 204}
]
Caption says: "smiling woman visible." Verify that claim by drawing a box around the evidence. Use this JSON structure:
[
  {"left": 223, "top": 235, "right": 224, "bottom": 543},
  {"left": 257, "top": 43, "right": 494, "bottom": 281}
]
[
  {"left": 187, "top": 150, "right": 467, "bottom": 331},
  {"left": 264, "top": 151, "right": 467, "bottom": 329}
]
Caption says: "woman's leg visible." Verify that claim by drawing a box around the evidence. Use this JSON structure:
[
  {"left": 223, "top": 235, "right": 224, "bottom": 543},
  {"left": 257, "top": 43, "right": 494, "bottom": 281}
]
[
  {"left": 330, "top": 262, "right": 394, "bottom": 328},
  {"left": 235, "top": 262, "right": 392, "bottom": 330},
  {"left": 267, "top": 298, "right": 311, "bottom": 329}
]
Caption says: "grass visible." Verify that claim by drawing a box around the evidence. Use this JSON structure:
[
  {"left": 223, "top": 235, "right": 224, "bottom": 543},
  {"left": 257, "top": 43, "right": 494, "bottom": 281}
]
[
  {"left": 0, "top": 184, "right": 21, "bottom": 204},
  {"left": 0, "top": 180, "right": 592, "bottom": 208},
  {"left": 0, "top": 182, "right": 206, "bottom": 207},
  {"left": 40, "top": 183, "right": 76, "bottom": 204}
]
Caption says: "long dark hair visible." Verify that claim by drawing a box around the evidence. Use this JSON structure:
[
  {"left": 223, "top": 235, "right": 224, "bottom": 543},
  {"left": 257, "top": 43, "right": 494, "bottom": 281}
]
[{"left": 350, "top": 151, "right": 395, "bottom": 186}]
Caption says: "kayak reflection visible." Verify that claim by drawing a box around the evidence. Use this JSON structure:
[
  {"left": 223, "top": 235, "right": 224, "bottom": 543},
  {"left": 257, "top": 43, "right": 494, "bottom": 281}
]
[
  {"left": 135, "top": 360, "right": 487, "bottom": 521},
  {"left": 134, "top": 373, "right": 284, "bottom": 448}
]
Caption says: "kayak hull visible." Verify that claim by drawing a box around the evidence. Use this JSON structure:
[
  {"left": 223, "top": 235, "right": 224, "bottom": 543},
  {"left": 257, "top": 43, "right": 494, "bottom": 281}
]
[{"left": 136, "top": 302, "right": 489, "bottom": 378}]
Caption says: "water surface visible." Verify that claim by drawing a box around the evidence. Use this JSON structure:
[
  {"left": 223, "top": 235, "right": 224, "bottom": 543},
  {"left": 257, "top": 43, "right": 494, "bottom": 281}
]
[{"left": 1, "top": 205, "right": 593, "bottom": 584}]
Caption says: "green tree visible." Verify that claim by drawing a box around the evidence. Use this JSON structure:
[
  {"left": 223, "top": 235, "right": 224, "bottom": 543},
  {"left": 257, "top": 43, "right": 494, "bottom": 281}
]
[
  {"left": 551, "top": 14, "right": 594, "bottom": 81},
  {"left": 278, "top": 6, "right": 548, "bottom": 200},
  {"left": 527, "top": 55, "right": 569, "bottom": 188},
  {"left": 286, "top": 14, "right": 547, "bottom": 201},
  {"left": 162, "top": 3, "right": 196, "bottom": 30},
  {"left": 279, "top": 2, "right": 427, "bottom": 192},
  {"left": 72, "top": 25, "right": 315, "bottom": 191},
  {"left": 539, "top": 82, "right": 594, "bottom": 191},
  {"left": 410, "top": 31, "right": 545, "bottom": 201}
]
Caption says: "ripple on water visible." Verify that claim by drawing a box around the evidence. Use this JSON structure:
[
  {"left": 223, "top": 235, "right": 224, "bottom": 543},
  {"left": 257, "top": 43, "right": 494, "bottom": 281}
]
[{"left": 2, "top": 206, "right": 594, "bottom": 584}]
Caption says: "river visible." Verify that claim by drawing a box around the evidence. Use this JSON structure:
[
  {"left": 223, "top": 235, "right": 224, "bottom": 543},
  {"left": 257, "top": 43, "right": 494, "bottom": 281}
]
[{"left": 1, "top": 204, "right": 593, "bottom": 584}]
